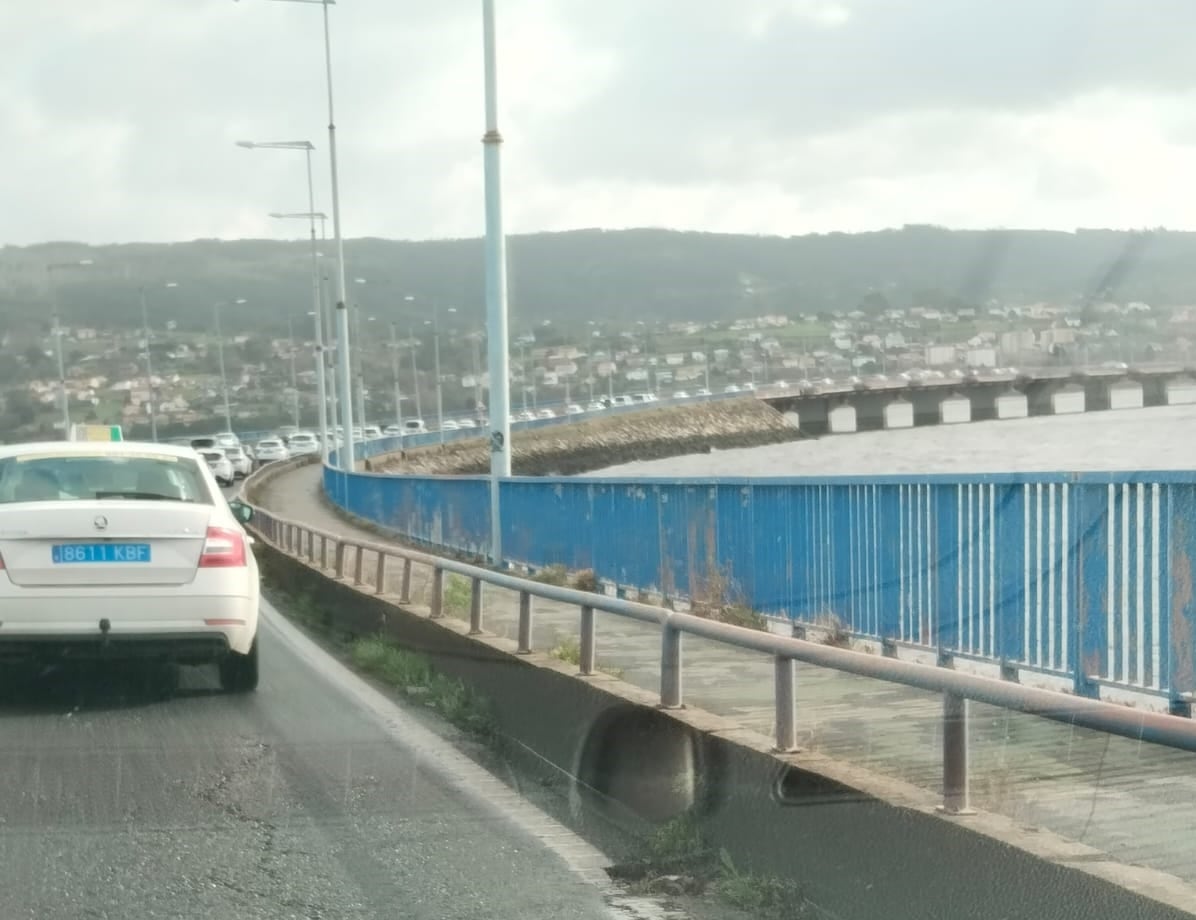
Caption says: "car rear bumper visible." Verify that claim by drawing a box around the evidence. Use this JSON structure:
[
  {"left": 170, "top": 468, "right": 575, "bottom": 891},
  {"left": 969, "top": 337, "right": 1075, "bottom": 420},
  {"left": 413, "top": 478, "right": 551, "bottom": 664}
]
[
  {"left": 0, "top": 594, "right": 258, "bottom": 656},
  {"left": 0, "top": 632, "right": 231, "bottom": 665}
]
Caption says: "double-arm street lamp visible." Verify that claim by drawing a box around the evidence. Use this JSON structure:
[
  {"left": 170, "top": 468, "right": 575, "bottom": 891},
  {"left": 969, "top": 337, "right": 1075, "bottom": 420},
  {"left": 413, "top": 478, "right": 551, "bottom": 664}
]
[{"left": 237, "top": 139, "right": 332, "bottom": 458}]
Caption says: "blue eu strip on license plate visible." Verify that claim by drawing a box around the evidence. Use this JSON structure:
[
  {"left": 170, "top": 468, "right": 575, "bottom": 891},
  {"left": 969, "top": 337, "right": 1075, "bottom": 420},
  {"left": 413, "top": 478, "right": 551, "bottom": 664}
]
[{"left": 52, "top": 543, "right": 152, "bottom": 564}]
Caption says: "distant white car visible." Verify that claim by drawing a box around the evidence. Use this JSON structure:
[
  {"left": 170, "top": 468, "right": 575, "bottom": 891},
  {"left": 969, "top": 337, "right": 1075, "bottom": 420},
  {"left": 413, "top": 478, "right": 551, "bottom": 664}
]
[
  {"left": 199, "top": 449, "right": 235, "bottom": 486},
  {"left": 517, "top": 409, "right": 537, "bottom": 421},
  {"left": 402, "top": 419, "right": 428, "bottom": 435},
  {"left": 362, "top": 425, "right": 383, "bottom": 440},
  {"left": 536, "top": 408, "right": 556, "bottom": 419},
  {"left": 671, "top": 390, "right": 690, "bottom": 400},
  {"left": 0, "top": 440, "right": 260, "bottom": 692},
  {"left": 695, "top": 387, "right": 712, "bottom": 397},
  {"left": 286, "top": 432, "right": 320, "bottom": 457},
  {"left": 587, "top": 400, "right": 607, "bottom": 412},
  {"left": 458, "top": 418, "right": 478, "bottom": 429},
  {"left": 383, "top": 424, "right": 402, "bottom": 437},
  {"left": 772, "top": 380, "right": 789, "bottom": 389},
  {"left": 611, "top": 395, "right": 634, "bottom": 407},
  {"left": 223, "top": 444, "right": 253, "bottom": 479},
  {"left": 565, "top": 404, "right": 585, "bottom": 415},
  {"left": 254, "top": 438, "right": 289, "bottom": 465},
  {"left": 441, "top": 420, "right": 461, "bottom": 432},
  {"left": 724, "top": 384, "right": 742, "bottom": 394},
  {"left": 214, "top": 432, "right": 240, "bottom": 451}
]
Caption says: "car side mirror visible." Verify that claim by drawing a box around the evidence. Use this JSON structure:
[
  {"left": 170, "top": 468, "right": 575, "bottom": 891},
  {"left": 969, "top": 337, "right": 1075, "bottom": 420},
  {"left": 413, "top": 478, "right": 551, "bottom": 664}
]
[{"left": 228, "top": 499, "right": 255, "bottom": 524}]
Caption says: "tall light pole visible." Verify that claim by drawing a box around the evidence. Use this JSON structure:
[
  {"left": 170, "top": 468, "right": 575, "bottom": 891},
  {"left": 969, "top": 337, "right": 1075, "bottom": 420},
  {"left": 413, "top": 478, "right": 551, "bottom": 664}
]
[
  {"left": 46, "top": 259, "right": 94, "bottom": 438},
  {"left": 239, "top": 138, "right": 331, "bottom": 459},
  {"left": 408, "top": 327, "right": 423, "bottom": 422},
  {"left": 351, "top": 278, "right": 369, "bottom": 428},
  {"left": 138, "top": 280, "right": 177, "bottom": 442},
  {"left": 482, "top": 0, "right": 512, "bottom": 563},
  {"left": 286, "top": 315, "right": 300, "bottom": 428},
  {"left": 213, "top": 298, "right": 246, "bottom": 433},
  {"left": 388, "top": 322, "right": 404, "bottom": 438},
  {"left": 246, "top": 0, "right": 355, "bottom": 470}
]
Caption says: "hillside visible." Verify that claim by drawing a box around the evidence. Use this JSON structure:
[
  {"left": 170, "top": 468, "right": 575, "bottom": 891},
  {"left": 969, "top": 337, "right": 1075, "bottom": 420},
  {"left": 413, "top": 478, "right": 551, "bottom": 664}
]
[{"left": 0, "top": 226, "right": 1188, "bottom": 338}]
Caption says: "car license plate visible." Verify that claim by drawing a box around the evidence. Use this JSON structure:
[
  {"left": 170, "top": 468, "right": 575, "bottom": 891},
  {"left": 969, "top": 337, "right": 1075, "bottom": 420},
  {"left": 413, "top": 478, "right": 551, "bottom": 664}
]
[{"left": 52, "top": 543, "right": 152, "bottom": 564}]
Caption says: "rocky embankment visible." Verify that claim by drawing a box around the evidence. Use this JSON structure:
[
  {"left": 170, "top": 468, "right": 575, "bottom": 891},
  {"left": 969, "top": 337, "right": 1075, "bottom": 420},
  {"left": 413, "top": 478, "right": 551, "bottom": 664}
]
[{"left": 364, "top": 398, "right": 802, "bottom": 476}]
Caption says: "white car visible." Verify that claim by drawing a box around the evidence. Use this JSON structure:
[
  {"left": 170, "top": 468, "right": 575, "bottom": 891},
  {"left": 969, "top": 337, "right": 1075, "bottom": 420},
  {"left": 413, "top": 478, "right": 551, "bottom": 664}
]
[
  {"left": 286, "top": 432, "right": 320, "bottom": 457},
  {"left": 517, "top": 409, "right": 537, "bottom": 421},
  {"left": 536, "top": 408, "right": 556, "bottom": 419},
  {"left": 587, "top": 400, "right": 607, "bottom": 412},
  {"left": 0, "top": 441, "right": 260, "bottom": 692},
  {"left": 383, "top": 424, "right": 402, "bottom": 437},
  {"left": 671, "top": 390, "right": 691, "bottom": 400},
  {"left": 695, "top": 387, "right": 713, "bottom": 397},
  {"left": 611, "top": 395, "right": 634, "bottom": 407},
  {"left": 441, "top": 420, "right": 461, "bottom": 432},
  {"left": 724, "top": 384, "right": 742, "bottom": 394},
  {"left": 223, "top": 445, "right": 253, "bottom": 479},
  {"left": 565, "top": 404, "right": 585, "bottom": 415},
  {"left": 402, "top": 419, "right": 428, "bottom": 435},
  {"left": 254, "top": 438, "right": 289, "bottom": 465},
  {"left": 214, "top": 432, "right": 240, "bottom": 451},
  {"left": 458, "top": 418, "right": 478, "bottom": 429},
  {"left": 362, "top": 425, "right": 383, "bottom": 440},
  {"left": 199, "top": 449, "right": 235, "bottom": 486}
]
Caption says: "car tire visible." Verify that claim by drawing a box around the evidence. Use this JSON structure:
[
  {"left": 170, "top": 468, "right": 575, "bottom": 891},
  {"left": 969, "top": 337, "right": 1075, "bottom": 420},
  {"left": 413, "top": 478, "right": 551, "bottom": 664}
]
[{"left": 219, "top": 637, "right": 258, "bottom": 693}]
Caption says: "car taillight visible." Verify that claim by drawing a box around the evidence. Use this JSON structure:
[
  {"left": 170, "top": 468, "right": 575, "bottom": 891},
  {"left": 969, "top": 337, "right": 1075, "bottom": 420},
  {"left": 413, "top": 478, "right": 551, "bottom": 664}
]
[{"left": 199, "top": 526, "right": 246, "bottom": 568}]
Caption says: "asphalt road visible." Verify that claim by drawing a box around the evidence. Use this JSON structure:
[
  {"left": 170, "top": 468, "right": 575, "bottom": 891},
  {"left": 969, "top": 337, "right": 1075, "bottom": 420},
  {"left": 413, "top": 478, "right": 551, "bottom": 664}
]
[{"left": 0, "top": 598, "right": 629, "bottom": 920}]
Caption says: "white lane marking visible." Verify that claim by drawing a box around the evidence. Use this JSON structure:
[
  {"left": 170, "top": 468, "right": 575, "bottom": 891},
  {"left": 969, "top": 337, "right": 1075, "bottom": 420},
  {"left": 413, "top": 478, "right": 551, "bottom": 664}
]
[{"left": 260, "top": 600, "right": 643, "bottom": 904}]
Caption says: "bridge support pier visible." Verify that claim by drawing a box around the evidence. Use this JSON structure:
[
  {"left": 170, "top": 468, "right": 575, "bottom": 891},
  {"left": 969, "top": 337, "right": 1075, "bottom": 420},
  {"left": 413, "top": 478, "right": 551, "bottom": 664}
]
[
  {"left": 1107, "top": 379, "right": 1144, "bottom": 410},
  {"left": 1166, "top": 376, "right": 1196, "bottom": 405},
  {"left": 828, "top": 404, "right": 857, "bottom": 434},
  {"left": 995, "top": 390, "right": 1028, "bottom": 420},
  {"left": 1050, "top": 383, "right": 1086, "bottom": 415},
  {"left": 883, "top": 399, "right": 914, "bottom": 430},
  {"left": 939, "top": 395, "right": 971, "bottom": 424}
]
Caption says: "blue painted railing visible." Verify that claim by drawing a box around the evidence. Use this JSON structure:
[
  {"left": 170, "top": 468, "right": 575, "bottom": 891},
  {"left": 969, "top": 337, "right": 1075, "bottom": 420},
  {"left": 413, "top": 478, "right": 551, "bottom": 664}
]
[{"left": 322, "top": 461, "right": 1196, "bottom": 708}]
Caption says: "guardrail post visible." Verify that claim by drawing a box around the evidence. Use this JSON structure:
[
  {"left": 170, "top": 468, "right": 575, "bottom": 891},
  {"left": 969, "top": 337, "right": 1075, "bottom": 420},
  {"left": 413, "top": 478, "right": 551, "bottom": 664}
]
[
  {"left": 579, "top": 605, "right": 595, "bottom": 675},
  {"left": 320, "top": 535, "right": 329, "bottom": 570},
  {"left": 334, "top": 541, "right": 346, "bottom": 578},
  {"left": 306, "top": 530, "right": 316, "bottom": 563},
  {"left": 774, "top": 655, "right": 798, "bottom": 752},
  {"left": 469, "top": 578, "right": 483, "bottom": 634},
  {"left": 353, "top": 546, "right": 365, "bottom": 586},
  {"left": 430, "top": 567, "right": 444, "bottom": 619},
  {"left": 400, "top": 559, "right": 413, "bottom": 604},
  {"left": 517, "top": 591, "right": 533, "bottom": 653},
  {"left": 283, "top": 523, "right": 292, "bottom": 553},
  {"left": 375, "top": 553, "right": 387, "bottom": 594},
  {"left": 940, "top": 692, "right": 974, "bottom": 815},
  {"left": 660, "top": 624, "right": 682, "bottom": 708}
]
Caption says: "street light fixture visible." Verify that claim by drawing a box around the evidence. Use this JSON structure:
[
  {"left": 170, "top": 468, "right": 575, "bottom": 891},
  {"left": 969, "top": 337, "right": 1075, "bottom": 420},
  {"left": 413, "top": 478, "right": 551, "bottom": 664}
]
[
  {"left": 238, "top": 140, "right": 331, "bottom": 460},
  {"left": 213, "top": 298, "right": 248, "bottom": 434},
  {"left": 46, "top": 258, "right": 95, "bottom": 439},
  {"left": 139, "top": 280, "right": 179, "bottom": 442},
  {"left": 239, "top": 0, "right": 356, "bottom": 469}
]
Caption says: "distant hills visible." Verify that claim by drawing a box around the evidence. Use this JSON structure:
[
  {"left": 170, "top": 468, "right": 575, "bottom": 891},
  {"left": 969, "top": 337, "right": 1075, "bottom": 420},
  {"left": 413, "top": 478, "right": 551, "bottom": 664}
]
[{"left": 1, "top": 226, "right": 1192, "bottom": 339}]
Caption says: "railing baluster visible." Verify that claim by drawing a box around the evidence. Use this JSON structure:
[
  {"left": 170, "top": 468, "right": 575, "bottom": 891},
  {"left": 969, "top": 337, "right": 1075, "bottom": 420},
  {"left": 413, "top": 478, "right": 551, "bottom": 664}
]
[
  {"left": 320, "top": 534, "right": 329, "bottom": 570},
  {"left": 940, "top": 692, "right": 973, "bottom": 815},
  {"left": 774, "top": 655, "right": 798, "bottom": 752},
  {"left": 469, "top": 578, "right": 483, "bottom": 634},
  {"left": 400, "top": 558, "right": 413, "bottom": 603},
  {"left": 430, "top": 567, "right": 444, "bottom": 619},
  {"left": 306, "top": 530, "right": 316, "bottom": 563},
  {"left": 660, "top": 623, "right": 682, "bottom": 708},
  {"left": 334, "top": 541, "right": 346, "bottom": 578},
  {"left": 375, "top": 553, "right": 387, "bottom": 594},
  {"left": 579, "top": 605, "right": 595, "bottom": 675},
  {"left": 353, "top": 545, "right": 364, "bottom": 586},
  {"left": 517, "top": 591, "right": 533, "bottom": 653}
]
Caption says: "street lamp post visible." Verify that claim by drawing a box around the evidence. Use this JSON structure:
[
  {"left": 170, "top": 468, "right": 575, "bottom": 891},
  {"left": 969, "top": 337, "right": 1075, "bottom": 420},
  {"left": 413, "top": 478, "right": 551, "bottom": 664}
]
[
  {"left": 388, "top": 322, "right": 404, "bottom": 439},
  {"left": 286, "top": 315, "right": 300, "bottom": 428},
  {"left": 482, "top": 0, "right": 512, "bottom": 563},
  {"left": 213, "top": 299, "right": 246, "bottom": 434},
  {"left": 248, "top": 0, "right": 355, "bottom": 469},
  {"left": 408, "top": 328, "right": 423, "bottom": 423},
  {"left": 239, "top": 136, "right": 331, "bottom": 459},
  {"left": 45, "top": 259, "right": 94, "bottom": 438}
]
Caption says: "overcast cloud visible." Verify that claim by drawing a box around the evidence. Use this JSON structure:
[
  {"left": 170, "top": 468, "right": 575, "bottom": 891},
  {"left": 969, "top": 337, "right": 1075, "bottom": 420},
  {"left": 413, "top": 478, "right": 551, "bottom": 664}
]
[{"left": 7, "top": 0, "right": 1196, "bottom": 245}]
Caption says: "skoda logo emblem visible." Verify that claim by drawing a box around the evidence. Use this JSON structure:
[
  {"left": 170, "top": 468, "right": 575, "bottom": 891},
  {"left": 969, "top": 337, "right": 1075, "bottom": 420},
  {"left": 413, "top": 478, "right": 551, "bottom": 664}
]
[{"left": 93, "top": 515, "right": 109, "bottom": 532}]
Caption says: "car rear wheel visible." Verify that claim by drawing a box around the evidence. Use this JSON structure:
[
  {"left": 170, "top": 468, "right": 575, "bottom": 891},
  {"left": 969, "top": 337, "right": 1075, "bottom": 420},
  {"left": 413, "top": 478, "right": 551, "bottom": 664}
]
[{"left": 219, "top": 637, "right": 258, "bottom": 693}]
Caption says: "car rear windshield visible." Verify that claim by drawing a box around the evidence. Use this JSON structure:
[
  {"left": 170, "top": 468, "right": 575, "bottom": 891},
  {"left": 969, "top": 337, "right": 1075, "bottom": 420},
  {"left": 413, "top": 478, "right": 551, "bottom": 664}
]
[{"left": 0, "top": 453, "right": 213, "bottom": 504}]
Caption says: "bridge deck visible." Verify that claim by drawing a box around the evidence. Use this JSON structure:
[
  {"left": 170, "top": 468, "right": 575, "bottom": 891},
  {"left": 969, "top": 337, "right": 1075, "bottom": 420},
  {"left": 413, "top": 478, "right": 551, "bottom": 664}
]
[{"left": 258, "top": 463, "right": 1196, "bottom": 891}]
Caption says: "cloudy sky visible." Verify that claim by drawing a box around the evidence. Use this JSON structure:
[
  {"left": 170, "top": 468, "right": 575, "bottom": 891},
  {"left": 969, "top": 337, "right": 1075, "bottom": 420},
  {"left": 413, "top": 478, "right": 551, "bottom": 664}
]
[{"left": 8, "top": 0, "right": 1196, "bottom": 245}]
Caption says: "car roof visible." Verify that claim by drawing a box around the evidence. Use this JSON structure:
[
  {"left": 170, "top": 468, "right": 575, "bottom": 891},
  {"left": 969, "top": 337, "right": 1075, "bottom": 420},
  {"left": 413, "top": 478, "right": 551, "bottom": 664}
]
[{"left": 0, "top": 440, "right": 200, "bottom": 460}]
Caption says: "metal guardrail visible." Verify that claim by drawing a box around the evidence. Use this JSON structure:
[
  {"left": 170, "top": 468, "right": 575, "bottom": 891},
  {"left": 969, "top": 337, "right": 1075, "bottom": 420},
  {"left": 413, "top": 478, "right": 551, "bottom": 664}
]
[{"left": 244, "top": 485, "right": 1196, "bottom": 817}]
